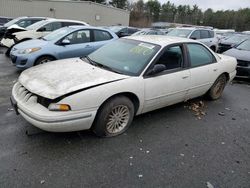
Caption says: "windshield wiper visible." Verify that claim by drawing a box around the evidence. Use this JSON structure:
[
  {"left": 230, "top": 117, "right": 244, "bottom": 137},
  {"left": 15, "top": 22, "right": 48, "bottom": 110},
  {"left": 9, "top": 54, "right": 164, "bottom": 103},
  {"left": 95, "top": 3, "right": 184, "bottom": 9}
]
[{"left": 84, "top": 56, "right": 122, "bottom": 74}]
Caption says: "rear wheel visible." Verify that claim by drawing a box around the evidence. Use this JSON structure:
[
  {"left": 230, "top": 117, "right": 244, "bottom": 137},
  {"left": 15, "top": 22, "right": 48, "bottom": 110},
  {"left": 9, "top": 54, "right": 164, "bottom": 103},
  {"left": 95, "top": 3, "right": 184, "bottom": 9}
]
[
  {"left": 92, "top": 96, "right": 134, "bottom": 137},
  {"left": 34, "top": 56, "right": 55, "bottom": 66},
  {"left": 207, "top": 74, "right": 227, "bottom": 100}
]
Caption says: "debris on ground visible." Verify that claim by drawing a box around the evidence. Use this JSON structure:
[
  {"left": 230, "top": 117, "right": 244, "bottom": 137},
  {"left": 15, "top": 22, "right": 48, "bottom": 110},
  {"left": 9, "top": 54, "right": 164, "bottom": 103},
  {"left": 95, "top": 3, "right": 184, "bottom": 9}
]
[
  {"left": 221, "top": 142, "right": 225, "bottom": 145},
  {"left": 185, "top": 100, "right": 207, "bottom": 119},
  {"left": 225, "top": 107, "right": 231, "bottom": 111},
  {"left": 129, "top": 162, "right": 133, "bottom": 166},
  {"left": 40, "top": 180, "right": 45, "bottom": 184},
  {"left": 138, "top": 174, "right": 143, "bottom": 178},
  {"left": 206, "top": 181, "right": 214, "bottom": 188},
  {"left": 218, "top": 112, "right": 225, "bottom": 116},
  {"left": 146, "top": 150, "right": 150, "bottom": 154},
  {"left": 7, "top": 108, "right": 14, "bottom": 111},
  {"left": 180, "top": 153, "right": 185, "bottom": 157},
  {"left": 232, "top": 117, "right": 236, "bottom": 120},
  {"left": 129, "top": 156, "right": 133, "bottom": 159}
]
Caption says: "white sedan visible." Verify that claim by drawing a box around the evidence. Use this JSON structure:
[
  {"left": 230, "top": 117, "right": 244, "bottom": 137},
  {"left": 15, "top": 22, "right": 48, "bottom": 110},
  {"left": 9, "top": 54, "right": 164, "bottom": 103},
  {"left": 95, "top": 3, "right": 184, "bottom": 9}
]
[{"left": 11, "top": 36, "right": 237, "bottom": 137}]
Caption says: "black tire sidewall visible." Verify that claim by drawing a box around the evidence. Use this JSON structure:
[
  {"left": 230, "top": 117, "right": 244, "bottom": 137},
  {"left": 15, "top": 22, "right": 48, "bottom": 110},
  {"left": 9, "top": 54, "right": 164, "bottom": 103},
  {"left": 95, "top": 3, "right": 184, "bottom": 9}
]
[
  {"left": 93, "top": 96, "right": 135, "bottom": 137},
  {"left": 35, "top": 56, "right": 54, "bottom": 66},
  {"left": 208, "top": 74, "right": 227, "bottom": 100}
]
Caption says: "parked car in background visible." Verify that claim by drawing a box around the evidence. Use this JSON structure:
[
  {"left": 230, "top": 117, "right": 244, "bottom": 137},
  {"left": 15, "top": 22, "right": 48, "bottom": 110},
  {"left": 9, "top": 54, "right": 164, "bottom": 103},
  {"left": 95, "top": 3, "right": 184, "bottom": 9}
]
[
  {"left": 0, "top": 17, "right": 46, "bottom": 41},
  {"left": 108, "top": 26, "right": 139, "bottom": 37},
  {"left": 167, "top": 27, "right": 219, "bottom": 52},
  {"left": 218, "top": 34, "right": 250, "bottom": 53},
  {"left": 1, "top": 18, "right": 89, "bottom": 49},
  {"left": 10, "top": 26, "right": 117, "bottom": 69},
  {"left": 11, "top": 35, "right": 237, "bottom": 137},
  {"left": 223, "top": 39, "right": 250, "bottom": 78},
  {"left": 0, "top": 16, "right": 13, "bottom": 26},
  {"left": 132, "top": 28, "right": 166, "bottom": 36}
]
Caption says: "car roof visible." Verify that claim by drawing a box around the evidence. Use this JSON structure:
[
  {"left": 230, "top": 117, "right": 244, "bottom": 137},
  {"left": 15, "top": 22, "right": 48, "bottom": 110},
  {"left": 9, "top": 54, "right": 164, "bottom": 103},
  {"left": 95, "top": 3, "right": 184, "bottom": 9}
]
[
  {"left": 175, "top": 27, "right": 213, "bottom": 31},
  {"left": 125, "top": 35, "right": 198, "bottom": 46}
]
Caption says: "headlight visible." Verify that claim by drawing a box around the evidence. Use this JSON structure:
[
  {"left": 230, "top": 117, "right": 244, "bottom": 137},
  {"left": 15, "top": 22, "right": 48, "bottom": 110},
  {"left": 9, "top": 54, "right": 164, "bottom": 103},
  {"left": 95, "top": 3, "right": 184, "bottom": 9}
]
[
  {"left": 18, "top": 47, "right": 41, "bottom": 54},
  {"left": 48, "top": 103, "right": 71, "bottom": 111}
]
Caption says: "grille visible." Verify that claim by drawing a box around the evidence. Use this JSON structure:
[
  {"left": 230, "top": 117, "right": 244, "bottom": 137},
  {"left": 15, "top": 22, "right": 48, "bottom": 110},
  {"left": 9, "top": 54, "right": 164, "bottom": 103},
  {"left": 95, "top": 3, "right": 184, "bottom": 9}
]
[
  {"left": 237, "top": 60, "right": 249, "bottom": 67},
  {"left": 14, "top": 82, "right": 37, "bottom": 104},
  {"left": 10, "top": 55, "right": 17, "bottom": 63},
  {"left": 14, "top": 82, "right": 52, "bottom": 107}
]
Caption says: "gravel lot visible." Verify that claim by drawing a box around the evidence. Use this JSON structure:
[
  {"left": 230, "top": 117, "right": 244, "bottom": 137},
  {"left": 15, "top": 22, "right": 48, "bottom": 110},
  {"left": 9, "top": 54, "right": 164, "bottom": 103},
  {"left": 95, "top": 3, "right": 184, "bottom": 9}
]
[{"left": 0, "top": 47, "right": 250, "bottom": 188}]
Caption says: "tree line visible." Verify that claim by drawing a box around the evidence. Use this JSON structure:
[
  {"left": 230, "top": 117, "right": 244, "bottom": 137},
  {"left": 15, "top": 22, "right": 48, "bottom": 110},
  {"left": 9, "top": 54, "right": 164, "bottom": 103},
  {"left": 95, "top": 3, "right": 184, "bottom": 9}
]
[{"left": 78, "top": 0, "right": 250, "bottom": 31}]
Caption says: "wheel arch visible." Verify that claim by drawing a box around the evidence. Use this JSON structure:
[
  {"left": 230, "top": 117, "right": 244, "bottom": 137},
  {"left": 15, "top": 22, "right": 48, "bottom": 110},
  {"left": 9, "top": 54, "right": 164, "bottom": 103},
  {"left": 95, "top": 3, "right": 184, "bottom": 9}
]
[
  {"left": 34, "top": 54, "right": 57, "bottom": 65},
  {"left": 98, "top": 92, "right": 140, "bottom": 115}
]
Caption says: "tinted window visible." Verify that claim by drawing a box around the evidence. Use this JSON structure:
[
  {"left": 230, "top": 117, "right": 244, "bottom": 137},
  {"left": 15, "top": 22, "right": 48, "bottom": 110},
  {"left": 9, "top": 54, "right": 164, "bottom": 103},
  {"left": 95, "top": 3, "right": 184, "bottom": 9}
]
[
  {"left": 128, "top": 28, "right": 138, "bottom": 34},
  {"left": 63, "top": 22, "right": 83, "bottom": 27},
  {"left": 200, "top": 30, "right": 210, "bottom": 39},
  {"left": 65, "top": 30, "right": 90, "bottom": 44},
  {"left": 0, "top": 18, "right": 7, "bottom": 24},
  {"left": 187, "top": 44, "right": 215, "bottom": 67},
  {"left": 209, "top": 30, "right": 214, "bottom": 38},
  {"left": 94, "top": 30, "right": 112, "bottom": 41},
  {"left": 190, "top": 30, "right": 200, "bottom": 39},
  {"left": 120, "top": 27, "right": 128, "bottom": 34},
  {"left": 40, "top": 22, "right": 62, "bottom": 31},
  {"left": 155, "top": 46, "right": 183, "bottom": 70}
]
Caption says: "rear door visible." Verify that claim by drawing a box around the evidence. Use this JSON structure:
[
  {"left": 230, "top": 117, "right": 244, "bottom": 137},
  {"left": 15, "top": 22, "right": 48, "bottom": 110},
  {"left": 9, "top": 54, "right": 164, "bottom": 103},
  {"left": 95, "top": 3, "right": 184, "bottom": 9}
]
[
  {"left": 92, "top": 29, "right": 114, "bottom": 50},
  {"left": 56, "top": 29, "right": 93, "bottom": 59},
  {"left": 37, "top": 21, "right": 63, "bottom": 37},
  {"left": 198, "top": 30, "right": 213, "bottom": 47},
  {"left": 186, "top": 43, "right": 220, "bottom": 99}
]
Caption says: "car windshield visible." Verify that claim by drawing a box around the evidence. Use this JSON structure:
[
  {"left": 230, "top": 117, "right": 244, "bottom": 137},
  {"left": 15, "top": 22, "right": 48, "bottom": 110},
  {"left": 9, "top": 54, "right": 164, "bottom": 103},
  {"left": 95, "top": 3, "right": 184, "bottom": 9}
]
[
  {"left": 236, "top": 40, "right": 250, "bottom": 51},
  {"left": 225, "top": 35, "right": 249, "bottom": 43},
  {"left": 167, "top": 29, "right": 192, "bottom": 38},
  {"left": 87, "top": 39, "right": 161, "bottom": 76},
  {"left": 43, "top": 27, "right": 74, "bottom": 41},
  {"left": 26, "top": 20, "right": 49, "bottom": 30},
  {"left": 4, "top": 17, "right": 24, "bottom": 27}
]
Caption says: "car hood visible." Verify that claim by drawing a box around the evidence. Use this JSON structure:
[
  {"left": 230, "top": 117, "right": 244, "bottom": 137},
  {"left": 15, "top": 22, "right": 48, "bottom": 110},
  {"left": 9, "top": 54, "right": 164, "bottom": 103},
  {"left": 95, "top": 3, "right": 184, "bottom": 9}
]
[
  {"left": 18, "top": 58, "right": 130, "bottom": 99},
  {"left": 13, "top": 39, "right": 49, "bottom": 49},
  {"left": 223, "top": 48, "right": 250, "bottom": 61}
]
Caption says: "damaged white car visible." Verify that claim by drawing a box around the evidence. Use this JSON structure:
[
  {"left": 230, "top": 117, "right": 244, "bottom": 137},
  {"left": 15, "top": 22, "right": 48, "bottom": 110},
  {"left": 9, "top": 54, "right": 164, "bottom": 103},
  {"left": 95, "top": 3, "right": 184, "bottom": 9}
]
[{"left": 11, "top": 36, "right": 237, "bottom": 137}]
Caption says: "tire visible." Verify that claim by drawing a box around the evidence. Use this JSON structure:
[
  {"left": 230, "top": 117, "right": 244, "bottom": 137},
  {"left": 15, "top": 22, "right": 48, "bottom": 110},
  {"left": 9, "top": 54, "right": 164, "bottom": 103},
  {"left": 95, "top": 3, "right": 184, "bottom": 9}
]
[
  {"left": 207, "top": 74, "right": 227, "bottom": 100},
  {"left": 34, "top": 56, "right": 55, "bottom": 66},
  {"left": 92, "top": 96, "right": 135, "bottom": 137},
  {"left": 5, "top": 45, "right": 14, "bottom": 57}
]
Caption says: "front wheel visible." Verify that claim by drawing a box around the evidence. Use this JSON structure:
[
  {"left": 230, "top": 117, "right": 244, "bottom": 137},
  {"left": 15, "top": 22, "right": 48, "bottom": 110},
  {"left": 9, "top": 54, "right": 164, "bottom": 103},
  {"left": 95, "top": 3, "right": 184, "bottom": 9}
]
[
  {"left": 35, "top": 56, "right": 55, "bottom": 66},
  {"left": 92, "top": 96, "right": 135, "bottom": 137},
  {"left": 207, "top": 74, "right": 227, "bottom": 100}
]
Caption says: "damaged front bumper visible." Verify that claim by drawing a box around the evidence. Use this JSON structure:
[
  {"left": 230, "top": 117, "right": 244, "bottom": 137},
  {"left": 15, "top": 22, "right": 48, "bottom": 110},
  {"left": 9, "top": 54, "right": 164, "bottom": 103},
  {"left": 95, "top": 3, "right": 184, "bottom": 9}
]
[{"left": 11, "top": 82, "right": 97, "bottom": 132}]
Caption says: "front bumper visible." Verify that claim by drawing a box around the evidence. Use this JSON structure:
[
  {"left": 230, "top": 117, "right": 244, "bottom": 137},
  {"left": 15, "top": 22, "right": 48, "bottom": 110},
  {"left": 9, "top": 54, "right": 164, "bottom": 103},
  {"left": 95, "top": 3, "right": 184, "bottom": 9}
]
[
  {"left": 236, "top": 66, "right": 250, "bottom": 78},
  {"left": 10, "top": 50, "right": 37, "bottom": 69},
  {"left": 1, "top": 38, "right": 14, "bottom": 48},
  {"left": 11, "top": 82, "right": 97, "bottom": 132}
]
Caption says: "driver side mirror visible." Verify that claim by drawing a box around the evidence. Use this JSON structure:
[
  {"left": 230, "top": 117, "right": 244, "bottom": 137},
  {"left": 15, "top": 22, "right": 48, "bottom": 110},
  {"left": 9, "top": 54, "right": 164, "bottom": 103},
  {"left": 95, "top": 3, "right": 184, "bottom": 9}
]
[
  {"left": 147, "top": 64, "right": 166, "bottom": 76},
  {"left": 190, "top": 37, "right": 197, "bottom": 40},
  {"left": 61, "top": 39, "right": 70, "bottom": 45}
]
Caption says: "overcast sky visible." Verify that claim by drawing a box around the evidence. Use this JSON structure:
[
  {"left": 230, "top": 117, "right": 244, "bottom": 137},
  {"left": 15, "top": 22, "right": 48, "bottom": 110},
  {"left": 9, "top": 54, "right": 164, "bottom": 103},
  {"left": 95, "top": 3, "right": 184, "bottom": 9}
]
[{"left": 156, "top": 0, "right": 250, "bottom": 11}]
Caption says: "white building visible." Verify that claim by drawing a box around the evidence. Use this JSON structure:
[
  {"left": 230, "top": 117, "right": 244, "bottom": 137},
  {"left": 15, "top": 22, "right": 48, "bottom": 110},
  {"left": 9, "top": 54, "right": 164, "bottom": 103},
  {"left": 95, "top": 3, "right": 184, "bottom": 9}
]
[{"left": 0, "top": 0, "right": 130, "bottom": 26}]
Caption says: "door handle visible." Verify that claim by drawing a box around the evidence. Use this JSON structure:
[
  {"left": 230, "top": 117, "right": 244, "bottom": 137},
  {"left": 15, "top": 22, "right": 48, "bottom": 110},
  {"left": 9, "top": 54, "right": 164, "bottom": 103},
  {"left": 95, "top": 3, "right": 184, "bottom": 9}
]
[
  {"left": 182, "top": 76, "right": 189, "bottom": 79},
  {"left": 213, "top": 68, "right": 218, "bottom": 72},
  {"left": 85, "top": 45, "right": 92, "bottom": 48}
]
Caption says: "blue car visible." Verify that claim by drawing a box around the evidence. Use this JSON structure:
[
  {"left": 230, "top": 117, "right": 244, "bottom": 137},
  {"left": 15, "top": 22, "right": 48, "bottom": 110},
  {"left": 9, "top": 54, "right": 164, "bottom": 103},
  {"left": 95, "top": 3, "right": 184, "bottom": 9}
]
[{"left": 10, "top": 26, "right": 118, "bottom": 69}]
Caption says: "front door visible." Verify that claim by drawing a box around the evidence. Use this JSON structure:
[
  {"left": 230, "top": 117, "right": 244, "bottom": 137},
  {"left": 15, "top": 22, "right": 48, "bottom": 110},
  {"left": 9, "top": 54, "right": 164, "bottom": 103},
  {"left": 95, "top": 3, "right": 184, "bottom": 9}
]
[{"left": 143, "top": 45, "right": 191, "bottom": 113}]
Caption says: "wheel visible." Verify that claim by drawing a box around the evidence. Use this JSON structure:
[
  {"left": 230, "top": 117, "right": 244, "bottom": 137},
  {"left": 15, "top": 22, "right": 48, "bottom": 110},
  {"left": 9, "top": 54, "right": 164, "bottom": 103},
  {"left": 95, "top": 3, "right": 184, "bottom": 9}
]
[
  {"left": 207, "top": 74, "right": 227, "bottom": 100},
  {"left": 5, "top": 45, "right": 14, "bottom": 57},
  {"left": 92, "top": 96, "right": 135, "bottom": 137},
  {"left": 35, "top": 56, "right": 55, "bottom": 66}
]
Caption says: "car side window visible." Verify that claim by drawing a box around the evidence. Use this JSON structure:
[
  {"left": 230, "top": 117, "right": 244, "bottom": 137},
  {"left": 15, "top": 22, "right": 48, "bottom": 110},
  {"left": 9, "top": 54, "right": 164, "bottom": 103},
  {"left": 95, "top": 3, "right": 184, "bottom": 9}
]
[
  {"left": 65, "top": 30, "right": 90, "bottom": 44},
  {"left": 209, "top": 30, "right": 214, "bottom": 38},
  {"left": 63, "top": 22, "right": 83, "bottom": 27},
  {"left": 190, "top": 30, "right": 200, "bottom": 39},
  {"left": 155, "top": 45, "right": 183, "bottom": 70},
  {"left": 200, "top": 30, "right": 210, "bottom": 39},
  {"left": 40, "top": 22, "right": 62, "bottom": 32},
  {"left": 94, "top": 30, "right": 112, "bottom": 41},
  {"left": 120, "top": 28, "right": 128, "bottom": 34},
  {"left": 187, "top": 43, "right": 215, "bottom": 67}
]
